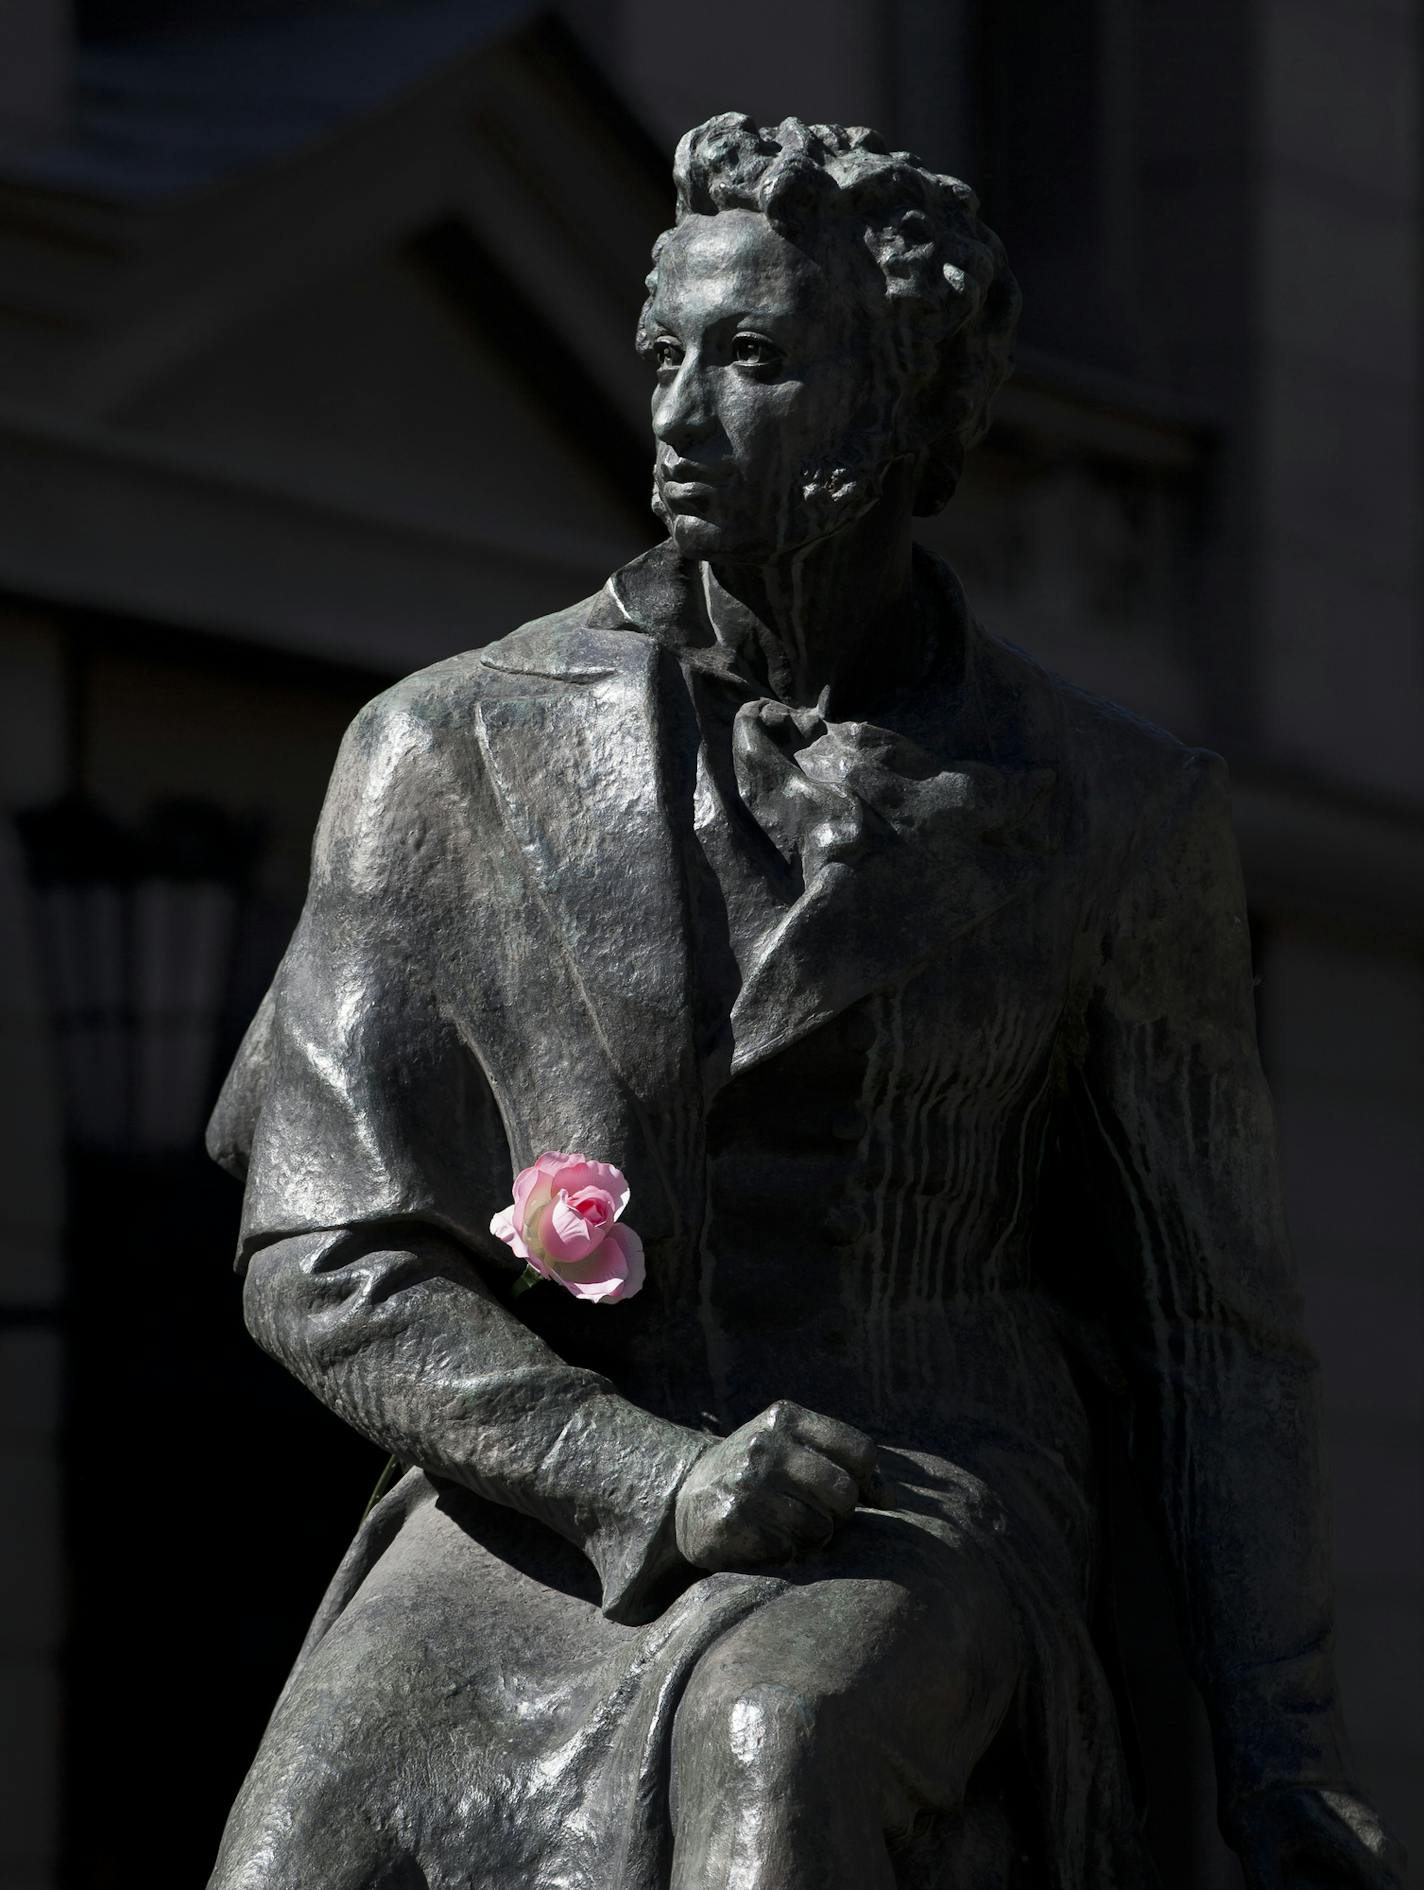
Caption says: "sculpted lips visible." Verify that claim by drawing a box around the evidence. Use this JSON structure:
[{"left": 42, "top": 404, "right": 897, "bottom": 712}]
[{"left": 659, "top": 456, "right": 731, "bottom": 500}]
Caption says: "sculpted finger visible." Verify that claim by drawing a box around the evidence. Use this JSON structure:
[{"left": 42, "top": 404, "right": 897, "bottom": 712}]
[
  {"left": 757, "top": 1488, "right": 839, "bottom": 1558},
  {"left": 859, "top": 1469, "right": 900, "bottom": 1511},
  {"left": 776, "top": 1446, "right": 860, "bottom": 1520},
  {"left": 692, "top": 1489, "right": 834, "bottom": 1569},
  {"left": 781, "top": 1408, "right": 879, "bottom": 1494}
]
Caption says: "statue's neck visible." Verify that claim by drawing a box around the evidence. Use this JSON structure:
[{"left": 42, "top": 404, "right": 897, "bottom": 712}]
[{"left": 701, "top": 471, "right": 918, "bottom": 715}]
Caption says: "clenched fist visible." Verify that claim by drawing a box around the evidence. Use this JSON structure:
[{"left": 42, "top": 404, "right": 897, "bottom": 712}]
[{"left": 674, "top": 1400, "right": 881, "bottom": 1571}]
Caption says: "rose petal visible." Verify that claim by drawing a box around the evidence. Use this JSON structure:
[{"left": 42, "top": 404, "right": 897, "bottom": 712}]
[
  {"left": 550, "top": 1159, "right": 631, "bottom": 1218},
  {"left": 556, "top": 1225, "right": 643, "bottom": 1303},
  {"left": 512, "top": 1153, "right": 571, "bottom": 1229},
  {"left": 566, "top": 1187, "right": 614, "bottom": 1229},
  {"left": 597, "top": 1165, "right": 633, "bottom": 1218},
  {"left": 600, "top": 1223, "right": 645, "bottom": 1300},
  {"left": 544, "top": 1225, "right": 635, "bottom": 1302},
  {"left": 489, "top": 1204, "right": 532, "bottom": 1263},
  {"left": 558, "top": 1263, "right": 626, "bottom": 1303},
  {"left": 542, "top": 1190, "right": 612, "bottom": 1264}
]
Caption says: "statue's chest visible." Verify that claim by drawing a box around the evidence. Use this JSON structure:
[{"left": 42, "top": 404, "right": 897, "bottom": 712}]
[{"left": 703, "top": 912, "right": 1069, "bottom": 1314}]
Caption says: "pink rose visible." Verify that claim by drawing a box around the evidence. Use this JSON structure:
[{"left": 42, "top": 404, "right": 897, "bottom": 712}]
[{"left": 489, "top": 1151, "right": 645, "bottom": 1304}]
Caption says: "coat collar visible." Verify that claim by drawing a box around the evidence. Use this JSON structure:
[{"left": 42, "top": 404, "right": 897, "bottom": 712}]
[{"left": 476, "top": 540, "right": 1061, "bottom": 1093}]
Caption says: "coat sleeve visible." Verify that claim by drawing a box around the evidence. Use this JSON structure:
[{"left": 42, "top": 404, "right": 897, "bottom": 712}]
[
  {"left": 208, "top": 685, "right": 707, "bottom": 1625},
  {"left": 1063, "top": 746, "right": 1355, "bottom": 1814}
]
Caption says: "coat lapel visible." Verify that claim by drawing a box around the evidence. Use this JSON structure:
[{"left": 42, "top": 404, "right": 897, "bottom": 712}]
[
  {"left": 717, "top": 552, "right": 1063, "bottom": 1076},
  {"left": 727, "top": 750, "right": 1057, "bottom": 1072},
  {"left": 475, "top": 611, "right": 703, "bottom": 1237}
]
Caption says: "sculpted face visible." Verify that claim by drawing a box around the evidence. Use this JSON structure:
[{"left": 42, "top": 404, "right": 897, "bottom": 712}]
[{"left": 646, "top": 209, "right": 886, "bottom": 560}]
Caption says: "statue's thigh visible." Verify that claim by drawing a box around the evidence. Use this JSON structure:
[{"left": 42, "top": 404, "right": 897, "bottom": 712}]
[
  {"left": 208, "top": 1508, "right": 592, "bottom": 1888},
  {"left": 208, "top": 1603, "right": 451, "bottom": 1889},
  {"left": 674, "top": 1514, "right": 1023, "bottom": 1824}
]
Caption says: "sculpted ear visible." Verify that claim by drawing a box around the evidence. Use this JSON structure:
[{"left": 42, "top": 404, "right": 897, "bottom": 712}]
[{"left": 907, "top": 364, "right": 974, "bottom": 515}]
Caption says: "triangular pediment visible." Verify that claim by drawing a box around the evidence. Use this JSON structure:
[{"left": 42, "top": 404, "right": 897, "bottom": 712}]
[{"left": 0, "top": 14, "right": 670, "bottom": 668}]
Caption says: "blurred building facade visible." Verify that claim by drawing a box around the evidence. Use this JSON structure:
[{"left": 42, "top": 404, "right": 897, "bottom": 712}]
[{"left": 0, "top": 3, "right": 1419, "bottom": 1885}]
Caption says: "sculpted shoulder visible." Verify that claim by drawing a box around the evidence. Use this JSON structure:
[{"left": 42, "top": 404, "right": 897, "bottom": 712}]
[
  {"left": 306, "top": 588, "right": 655, "bottom": 872},
  {"left": 337, "top": 585, "right": 651, "bottom": 756}
]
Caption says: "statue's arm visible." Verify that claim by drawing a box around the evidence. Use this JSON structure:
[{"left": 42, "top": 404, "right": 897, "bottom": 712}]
[
  {"left": 223, "top": 686, "right": 707, "bottom": 1625},
  {"left": 241, "top": 1222, "right": 706, "bottom": 1624},
  {"left": 225, "top": 682, "right": 876, "bottom": 1615},
  {"left": 1066, "top": 749, "right": 1403, "bottom": 1883}
]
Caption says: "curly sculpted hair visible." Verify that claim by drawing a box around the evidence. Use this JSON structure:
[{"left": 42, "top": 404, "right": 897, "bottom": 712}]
[{"left": 637, "top": 113, "right": 1021, "bottom": 515}]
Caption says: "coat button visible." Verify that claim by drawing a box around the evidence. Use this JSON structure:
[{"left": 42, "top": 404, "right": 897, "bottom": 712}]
[
  {"left": 839, "top": 1009, "right": 876, "bottom": 1052},
  {"left": 830, "top": 1107, "right": 865, "bottom": 1141}
]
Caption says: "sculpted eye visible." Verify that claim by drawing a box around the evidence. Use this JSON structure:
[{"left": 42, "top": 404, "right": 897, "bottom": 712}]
[
  {"left": 653, "top": 338, "right": 683, "bottom": 371},
  {"left": 732, "top": 333, "right": 782, "bottom": 370}
]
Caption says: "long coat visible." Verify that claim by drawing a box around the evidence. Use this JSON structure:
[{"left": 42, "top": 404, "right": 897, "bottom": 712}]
[{"left": 206, "top": 543, "right": 1348, "bottom": 1888}]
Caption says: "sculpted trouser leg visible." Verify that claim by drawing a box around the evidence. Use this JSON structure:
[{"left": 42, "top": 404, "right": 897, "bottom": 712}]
[{"left": 667, "top": 1520, "right": 1023, "bottom": 1890}]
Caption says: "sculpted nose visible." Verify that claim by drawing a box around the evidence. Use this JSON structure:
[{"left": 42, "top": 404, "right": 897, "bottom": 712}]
[{"left": 653, "top": 362, "right": 716, "bottom": 452}]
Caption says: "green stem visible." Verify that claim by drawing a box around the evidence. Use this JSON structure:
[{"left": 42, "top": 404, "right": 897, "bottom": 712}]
[{"left": 360, "top": 1452, "right": 403, "bottom": 1523}]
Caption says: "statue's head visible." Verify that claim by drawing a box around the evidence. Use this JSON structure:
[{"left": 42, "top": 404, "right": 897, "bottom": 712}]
[{"left": 638, "top": 113, "right": 1020, "bottom": 562}]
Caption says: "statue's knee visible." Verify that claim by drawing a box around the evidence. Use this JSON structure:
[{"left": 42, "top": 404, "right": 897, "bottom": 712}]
[
  {"left": 677, "top": 1667, "right": 829, "bottom": 1780},
  {"left": 213, "top": 1714, "right": 392, "bottom": 1888}
]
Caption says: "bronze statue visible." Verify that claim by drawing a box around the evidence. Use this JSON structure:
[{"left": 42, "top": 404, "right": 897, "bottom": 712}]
[{"left": 206, "top": 115, "right": 1403, "bottom": 1889}]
